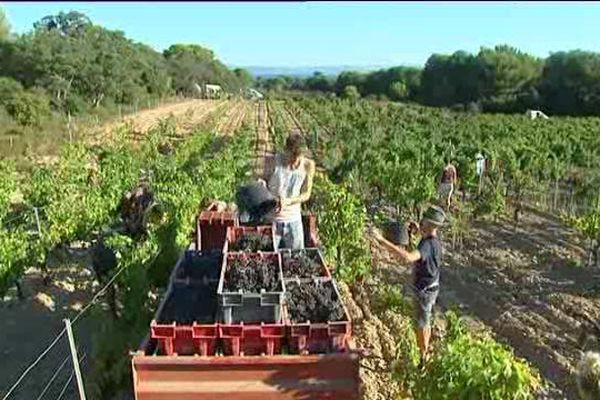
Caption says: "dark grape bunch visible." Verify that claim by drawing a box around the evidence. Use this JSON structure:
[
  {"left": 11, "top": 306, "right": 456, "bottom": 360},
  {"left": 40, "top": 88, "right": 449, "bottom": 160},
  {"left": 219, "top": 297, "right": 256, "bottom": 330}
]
[
  {"left": 230, "top": 233, "right": 273, "bottom": 252},
  {"left": 225, "top": 257, "right": 279, "bottom": 292},
  {"left": 282, "top": 250, "right": 322, "bottom": 279},
  {"left": 286, "top": 281, "right": 344, "bottom": 323}
]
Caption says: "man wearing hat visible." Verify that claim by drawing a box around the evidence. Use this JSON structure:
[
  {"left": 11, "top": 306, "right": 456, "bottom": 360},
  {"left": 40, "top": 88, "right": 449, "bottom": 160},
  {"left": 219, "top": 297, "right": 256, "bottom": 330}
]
[{"left": 372, "top": 205, "right": 446, "bottom": 367}]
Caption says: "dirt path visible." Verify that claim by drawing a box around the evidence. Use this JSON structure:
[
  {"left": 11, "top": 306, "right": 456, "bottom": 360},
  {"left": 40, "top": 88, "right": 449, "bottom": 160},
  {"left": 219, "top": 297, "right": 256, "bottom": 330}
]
[
  {"left": 250, "top": 100, "right": 274, "bottom": 178},
  {"left": 440, "top": 208, "right": 599, "bottom": 399},
  {"left": 31, "top": 99, "right": 231, "bottom": 167},
  {"left": 99, "top": 99, "right": 219, "bottom": 135},
  {"left": 214, "top": 99, "right": 250, "bottom": 136},
  {"left": 92, "top": 99, "right": 228, "bottom": 145},
  {"left": 0, "top": 256, "right": 100, "bottom": 400}
]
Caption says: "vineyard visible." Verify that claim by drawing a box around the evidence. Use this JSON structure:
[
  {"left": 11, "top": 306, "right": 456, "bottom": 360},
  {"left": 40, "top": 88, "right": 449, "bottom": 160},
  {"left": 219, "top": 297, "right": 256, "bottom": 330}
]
[{"left": 1, "top": 94, "right": 599, "bottom": 400}]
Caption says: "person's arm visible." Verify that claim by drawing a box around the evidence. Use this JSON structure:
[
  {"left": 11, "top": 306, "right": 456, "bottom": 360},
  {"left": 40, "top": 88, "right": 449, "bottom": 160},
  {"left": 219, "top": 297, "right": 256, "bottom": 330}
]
[
  {"left": 281, "top": 159, "right": 316, "bottom": 207},
  {"left": 452, "top": 166, "right": 458, "bottom": 185},
  {"left": 371, "top": 228, "right": 422, "bottom": 264}
]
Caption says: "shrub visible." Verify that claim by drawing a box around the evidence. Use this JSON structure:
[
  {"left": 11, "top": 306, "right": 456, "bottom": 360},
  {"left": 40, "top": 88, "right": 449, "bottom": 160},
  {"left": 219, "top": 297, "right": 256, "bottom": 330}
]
[
  {"left": 308, "top": 175, "right": 371, "bottom": 283},
  {"left": 0, "top": 77, "right": 23, "bottom": 103},
  {"left": 576, "top": 351, "right": 600, "bottom": 400},
  {"left": 3, "top": 88, "right": 51, "bottom": 127},
  {"left": 341, "top": 85, "right": 360, "bottom": 101},
  {"left": 413, "top": 311, "right": 540, "bottom": 400}
]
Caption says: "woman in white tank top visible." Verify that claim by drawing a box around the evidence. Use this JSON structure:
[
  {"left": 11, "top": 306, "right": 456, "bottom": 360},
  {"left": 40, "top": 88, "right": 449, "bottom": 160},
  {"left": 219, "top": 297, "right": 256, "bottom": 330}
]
[{"left": 259, "top": 132, "right": 315, "bottom": 250}]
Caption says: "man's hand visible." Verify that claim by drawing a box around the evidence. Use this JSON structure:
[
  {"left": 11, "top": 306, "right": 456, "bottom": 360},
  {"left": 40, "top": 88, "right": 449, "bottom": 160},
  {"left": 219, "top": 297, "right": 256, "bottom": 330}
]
[
  {"left": 369, "top": 225, "right": 384, "bottom": 241},
  {"left": 407, "top": 221, "right": 419, "bottom": 235}
]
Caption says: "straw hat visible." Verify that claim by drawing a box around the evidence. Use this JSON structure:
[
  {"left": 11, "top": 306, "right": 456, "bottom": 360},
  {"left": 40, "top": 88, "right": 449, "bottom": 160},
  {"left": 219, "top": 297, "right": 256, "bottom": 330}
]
[{"left": 422, "top": 205, "right": 446, "bottom": 226}]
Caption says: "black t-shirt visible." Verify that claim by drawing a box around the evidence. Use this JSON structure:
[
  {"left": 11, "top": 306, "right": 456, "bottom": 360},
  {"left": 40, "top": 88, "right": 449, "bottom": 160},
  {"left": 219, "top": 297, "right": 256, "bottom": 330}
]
[{"left": 413, "top": 236, "right": 442, "bottom": 291}]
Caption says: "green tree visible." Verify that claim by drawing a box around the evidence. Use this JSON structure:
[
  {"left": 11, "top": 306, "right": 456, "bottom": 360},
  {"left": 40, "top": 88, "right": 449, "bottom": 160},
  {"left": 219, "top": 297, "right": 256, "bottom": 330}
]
[
  {"left": 233, "top": 68, "right": 254, "bottom": 88},
  {"left": 305, "top": 71, "right": 334, "bottom": 92},
  {"left": 4, "top": 13, "right": 172, "bottom": 111},
  {"left": 421, "top": 51, "right": 482, "bottom": 107},
  {"left": 335, "top": 71, "right": 365, "bottom": 94},
  {"left": 341, "top": 85, "right": 360, "bottom": 101},
  {"left": 477, "top": 45, "right": 543, "bottom": 112},
  {"left": 539, "top": 50, "right": 600, "bottom": 115},
  {"left": 389, "top": 81, "right": 408, "bottom": 101},
  {"left": 33, "top": 11, "right": 91, "bottom": 36},
  {"left": 0, "top": 76, "right": 23, "bottom": 101},
  {"left": 0, "top": 7, "right": 11, "bottom": 42},
  {"left": 164, "top": 43, "right": 239, "bottom": 94},
  {"left": 4, "top": 88, "right": 51, "bottom": 127}
]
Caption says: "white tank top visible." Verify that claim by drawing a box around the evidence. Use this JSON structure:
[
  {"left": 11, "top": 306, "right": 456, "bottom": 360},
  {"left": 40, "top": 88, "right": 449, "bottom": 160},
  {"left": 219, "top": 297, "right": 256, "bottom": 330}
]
[{"left": 267, "top": 154, "right": 307, "bottom": 222}]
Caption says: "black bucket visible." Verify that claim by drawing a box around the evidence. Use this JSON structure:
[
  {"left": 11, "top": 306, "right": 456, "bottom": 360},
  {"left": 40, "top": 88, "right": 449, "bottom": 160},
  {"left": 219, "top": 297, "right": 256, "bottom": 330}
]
[
  {"left": 236, "top": 183, "right": 278, "bottom": 220},
  {"left": 383, "top": 220, "right": 409, "bottom": 246}
]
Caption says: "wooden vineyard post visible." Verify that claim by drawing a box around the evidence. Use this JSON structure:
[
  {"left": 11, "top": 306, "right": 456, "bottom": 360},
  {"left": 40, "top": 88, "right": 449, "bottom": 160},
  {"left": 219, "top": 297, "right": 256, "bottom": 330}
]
[
  {"left": 67, "top": 112, "right": 73, "bottom": 142},
  {"left": 64, "top": 318, "right": 87, "bottom": 400}
]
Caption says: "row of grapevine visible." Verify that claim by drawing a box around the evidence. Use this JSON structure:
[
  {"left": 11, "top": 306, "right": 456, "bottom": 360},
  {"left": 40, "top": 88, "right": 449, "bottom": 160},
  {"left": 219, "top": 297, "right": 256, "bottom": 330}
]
[
  {"left": 0, "top": 116, "right": 254, "bottom": 395},
  {"left": 277, "top": 97, "right": 577, "bottom": 398},
  {"left": 287, "top": 97, "right": 600, "bottom": 253}
]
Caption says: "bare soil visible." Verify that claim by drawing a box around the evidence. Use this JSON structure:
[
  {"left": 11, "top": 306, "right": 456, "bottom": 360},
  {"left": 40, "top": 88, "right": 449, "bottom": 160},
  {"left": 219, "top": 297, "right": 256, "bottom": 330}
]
[
  {"left": 0, "top": 260, "right": 100, "bottom": 400},
  {"left": 93, "top": 99, "right": 226, "bottom": 143},
  {"left": 440, "top": 207, "right": 599, "bottom": 399}
]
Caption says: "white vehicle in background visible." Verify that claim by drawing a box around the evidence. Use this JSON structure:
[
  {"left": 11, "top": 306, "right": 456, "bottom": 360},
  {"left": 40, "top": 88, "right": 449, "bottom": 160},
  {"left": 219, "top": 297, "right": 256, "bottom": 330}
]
[
  {"left": 203, "top": 84, "right": 223, "bottom": 99},
  {"left": 191, "top": 83, "right": 224, "bottom": 99},
  {"left": 526, "top": 109, "right": 550, "bottom": 120},
  {"left": 246, "top": 88, "right": 264, "bottom": 100}
]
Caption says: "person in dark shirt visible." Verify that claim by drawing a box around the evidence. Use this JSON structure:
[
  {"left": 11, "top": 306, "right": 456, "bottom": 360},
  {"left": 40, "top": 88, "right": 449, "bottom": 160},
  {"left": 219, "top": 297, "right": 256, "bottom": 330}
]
[{"left": 372, "top": 205, "right": 446, "bottom": 367}]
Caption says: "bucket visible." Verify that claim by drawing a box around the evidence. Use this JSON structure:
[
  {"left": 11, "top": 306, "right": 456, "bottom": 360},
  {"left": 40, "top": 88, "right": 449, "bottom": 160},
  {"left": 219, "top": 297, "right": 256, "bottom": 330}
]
[
  {"left": 383, "top": 220, "right": 409, "bottom": 246},
  {"left": 236, "top": 183, "right": 278, "bottom": 220}
]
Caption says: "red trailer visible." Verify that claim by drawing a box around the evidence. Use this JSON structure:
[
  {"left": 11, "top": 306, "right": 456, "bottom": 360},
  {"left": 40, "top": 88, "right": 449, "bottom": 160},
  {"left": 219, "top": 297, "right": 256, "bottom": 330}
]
[
  {"left": 131, "top": 336, "right": 359, "bottom": 400},
  {"left": 132, "top": 209, "right": 360, "bottom": 399}
]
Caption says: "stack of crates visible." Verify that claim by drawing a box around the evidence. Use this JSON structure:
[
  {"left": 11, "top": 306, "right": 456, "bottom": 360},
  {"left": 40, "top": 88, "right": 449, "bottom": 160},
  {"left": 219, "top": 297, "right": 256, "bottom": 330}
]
[{"left": 149, "top": 206, "right": 351, "bottom": 357}]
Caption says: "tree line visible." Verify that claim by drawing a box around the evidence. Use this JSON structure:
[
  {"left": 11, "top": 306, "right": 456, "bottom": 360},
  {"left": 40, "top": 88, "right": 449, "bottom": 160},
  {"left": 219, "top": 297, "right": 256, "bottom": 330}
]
[
  {"left": 257, "top": 45, "right": 600, "bottom": 116},
  {"left": 0, "top": 9, "right": 253, "bottom": 128}
]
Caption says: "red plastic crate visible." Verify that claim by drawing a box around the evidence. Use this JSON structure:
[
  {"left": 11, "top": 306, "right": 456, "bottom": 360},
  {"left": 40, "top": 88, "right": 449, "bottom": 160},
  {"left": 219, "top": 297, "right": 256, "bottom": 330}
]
[
  {"left": 302, "top": 213, "right": 320, "bottom": 247},
  {"left": 288, "top": 321, "right": 351, "bottom": 355},
  {"left": 220, "top": 322, "right": 286, "bottom": 356},
  {"left": 196, "top": 204, "right": 238, "bottom": 251},
  {"left": 150, "top": 322, "right": 218, "bottom": 356}
]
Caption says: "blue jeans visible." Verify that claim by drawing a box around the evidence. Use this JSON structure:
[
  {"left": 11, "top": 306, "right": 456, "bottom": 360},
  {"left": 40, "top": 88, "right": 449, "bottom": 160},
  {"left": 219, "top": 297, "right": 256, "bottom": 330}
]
[{"left": 272, "top": 220, "right": 304, "bottom": 251}]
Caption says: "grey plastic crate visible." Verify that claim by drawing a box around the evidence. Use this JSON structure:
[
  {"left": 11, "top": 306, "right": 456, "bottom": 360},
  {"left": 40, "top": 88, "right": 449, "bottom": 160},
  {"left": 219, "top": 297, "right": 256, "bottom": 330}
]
[{"left": 217, "top": 252, "right": 285, "bottom": 324}]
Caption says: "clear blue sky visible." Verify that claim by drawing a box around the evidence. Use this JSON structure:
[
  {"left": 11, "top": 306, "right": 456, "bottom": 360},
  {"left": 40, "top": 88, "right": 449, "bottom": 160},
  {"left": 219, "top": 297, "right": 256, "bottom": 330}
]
[{"left": 2, "top": 1, "right": 600, "bottom": 68}]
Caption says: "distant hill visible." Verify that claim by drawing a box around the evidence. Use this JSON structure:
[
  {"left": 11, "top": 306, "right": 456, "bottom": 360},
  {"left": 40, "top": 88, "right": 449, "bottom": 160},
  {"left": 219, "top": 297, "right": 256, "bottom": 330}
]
[{"left": 237, "top": 65, "right": 388, "bottom": 78}]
